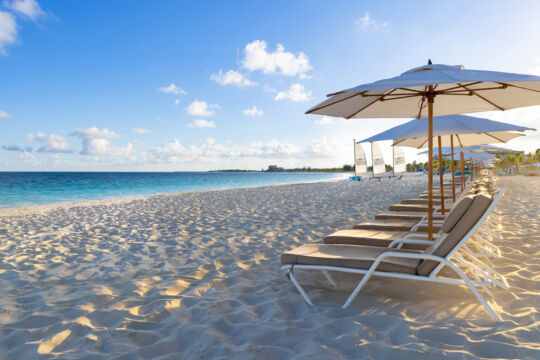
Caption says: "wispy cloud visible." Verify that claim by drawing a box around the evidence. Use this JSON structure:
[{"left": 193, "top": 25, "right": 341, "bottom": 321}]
[
  {"left": 356, "top": 12, "right": 388, "bottom": 30},
  {"left": 243, "top": 106, "right": 263, "bottom": 116},
  {"left": 28, "top": 132, "right": 72, "bottom": 153},
  {"left": 315, "top": 116, "right": 334, "bottom": 125},
  {"left": 0, "top": 11, "right": 17, "bottom": 55},
  {"left": 211, "top": 70, "right": 257, "bottom": 87},
  {"left": 242, "top": 40, "right": 312, "bottom": 79},
  {"left": 2, "top": 144, "right": 32, "bottom": 152},
  {"left": 188, "top": 119, "right": 216, "bottom": 128},
  {"left": 0, "top": 110, "right": 12, "bottom": 118},
  {"left": 5, "top": 0, "right": 45, "bottom": 21},
  {"left": 186, "top": 100, "right": 219, "bottom": 117},
  {"left": 132, "top": 128, "right": 151, "bottom": 134},
  {"left": 274, "top": 83, "right": 311, "bottom": 102},
  {"left": 158, "top": 83, "right": 187, "bottom": 95}
]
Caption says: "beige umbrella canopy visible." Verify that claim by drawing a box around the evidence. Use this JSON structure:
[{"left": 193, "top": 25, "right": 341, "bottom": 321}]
[{"left": 306, "top": 61, "right": 540, "bottom": 239}]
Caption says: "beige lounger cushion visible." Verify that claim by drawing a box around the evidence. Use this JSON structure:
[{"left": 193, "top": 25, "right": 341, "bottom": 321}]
[
  {"left": 324, "top": 229, "right": 429, "bottom": 250},
  {"left": 416, "top": 193, "right": 493, "bottom": 276},
  {"left": 353, "top": 220, "right": 419, "bottom": 231},
  {"left": 281, "top": 244, "right": 419, "bottom": 274},
  {"left": 324, "top": 229, "right": 408, "bottom": 246},
  {"left": 441, "top": 195, "right": 475, "bottom": 233}
]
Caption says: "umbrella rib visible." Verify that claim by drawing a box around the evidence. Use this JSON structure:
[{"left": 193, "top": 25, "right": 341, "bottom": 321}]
[
  {"left": 305, "top": 92, "right": 366, "bottom": 114},
  {"left": 380, "top": 94, "right": 422, "bottom": 101},
  {"left": 499, "top": 82, "right": 540, "bottom": 94},
  {"left": 456, "top": 83, "right": 505, "bottom": 111},
  {"left": 418, "top": 137, "right": 429, "bottom": 149},
  {"left": 440, "top": 81, "right": 482, "bottom": 92},
  {"left": 345, "top": 89, "right": 397, "bottom": 119},
  {"left": 416, "top": 93, "right": 426, "bottom": 119},
  {"left": 485, "top": 132, "right": 508, "bottom": 143},
  {"left": 456, "top": 134, "right": 464, "bottom": 148}
]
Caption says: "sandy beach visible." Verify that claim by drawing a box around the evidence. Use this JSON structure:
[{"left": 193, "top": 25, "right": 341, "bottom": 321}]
[{"left": 0, "top": 176, "right": 538, "bottom": 359}]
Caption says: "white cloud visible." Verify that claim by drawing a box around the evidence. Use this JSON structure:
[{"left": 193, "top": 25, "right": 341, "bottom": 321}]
[
  {"left": 72, "top": 126, "right": 133, "bottom": 156},
  {"left": 158, "top": 83, "right": 187, "bottom": 95},
  {"left": 0, "top": 11, "right": 17, "bottom": 55},
  {"left": 5, "top": 0, "right": 45, "bottom": 21},
  {"left": 0, "top": 110, "right": 12, "bottom": 118},
  {"left": 27, "top": 132, "right": 72, "bottom": 153},
  {"left": 241, "top": 40, "right": 312, "bottom": 78},
  {"left": 188, "top": 119, "right": 215, "bottom": 128},
  {"left": 186, "top": 100, "right": 219, "bottom": 117},
  {"left": 356, "top": 12, "right": 388, "bottom": 30},
  {"left": 174, "top": 99, "right": 180, "bottom": 105},
  {"left": 132, "top": 128, "right": 151, "bottom": 134},
  {"left": 210, "top": 69, "right": 257, "bottom": 87},
  {"left": 243, "top": 106, "right": 263, "bottom": 116},
  {"left": 2, "top": 144, "right": 32, "bottom": 152},
  {"left": 274, "top": 83, "right": 311, "bottom": 102},
  {"left": 151, "top": 138, "right": 302, "bottom": 164},
  {"left": 315, "top": 116, "right": 334, "bottom": 125}
]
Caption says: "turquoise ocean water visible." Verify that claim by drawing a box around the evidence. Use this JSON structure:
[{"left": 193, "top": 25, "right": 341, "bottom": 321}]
[{"left": 0, "top": 172, "right": 349, "bottom": 209}]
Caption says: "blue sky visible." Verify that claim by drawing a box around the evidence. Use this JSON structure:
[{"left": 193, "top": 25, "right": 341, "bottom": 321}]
[{"left": 1, "top": 0, "right": 540, "bottom": 171}]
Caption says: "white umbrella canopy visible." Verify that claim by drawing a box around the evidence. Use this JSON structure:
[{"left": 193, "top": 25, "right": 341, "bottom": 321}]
[
  {"left": 391, "top": 115, "right": 535, "bottom": 148},
  {"left": 358, "top": 115, "right": 534, "bottom": 147},
  {"left": 306, "top": 63, "right": 540, "bottom": 119},
  {"left": 306, "top": 61, "right": 540, "bottom": 240}
]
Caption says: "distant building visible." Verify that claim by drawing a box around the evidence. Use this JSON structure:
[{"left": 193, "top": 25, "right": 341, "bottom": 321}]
[{"left": 267, "top": 165, "right": 283, "bottom": 172}]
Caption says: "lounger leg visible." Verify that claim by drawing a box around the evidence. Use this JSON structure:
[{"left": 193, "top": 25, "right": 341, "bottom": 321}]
[
  {"left": 322, "top": 270, "right": 337, "bottom": 287},
  {"left": 446, "top": 261, "right": 502, "bottom": 322},
  {"left": 342, "top": 273, "right": 373, "bottom": 309},
  {"left": 288, "top": 268, "right": 314, "bottom": 306}
]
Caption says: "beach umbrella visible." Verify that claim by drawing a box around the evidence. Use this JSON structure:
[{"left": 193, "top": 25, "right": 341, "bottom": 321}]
[
  {"left": 358, "top": 115, "right": 534, "bottom": 205},
  {"left": 306, "top": 61, "right": 540, "bottom": 239},
  {"left": 418, "top": 145, "right": 522, "bottom": 155},
  {"left": 387, "top": 115, "right": 534, "bottom": 205}
]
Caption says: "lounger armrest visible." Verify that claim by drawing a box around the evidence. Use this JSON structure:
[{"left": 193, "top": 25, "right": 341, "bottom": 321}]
[
  {"left": 374, "top": 251, "right": 448, "bottom": 265},
  {"left": 388, "top": 239, "right": 434, "bottom": 248},
  {"left": 402, "top": 232, "right": 439, "bottom": 240}
]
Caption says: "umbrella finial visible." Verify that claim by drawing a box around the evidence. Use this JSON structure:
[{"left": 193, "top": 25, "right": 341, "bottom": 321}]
[{"left": 428, "top": 59, "right": 432, "bottom": 65}]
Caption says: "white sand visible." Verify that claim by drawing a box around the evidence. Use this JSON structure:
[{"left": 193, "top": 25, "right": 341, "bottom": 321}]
[{"left": 0, "top": 176, "right": 538, "bottom": 359}]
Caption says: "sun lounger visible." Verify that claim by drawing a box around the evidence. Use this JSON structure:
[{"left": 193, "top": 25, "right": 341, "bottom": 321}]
[
  {"left": 281, "top": 190, "right": 506, "bottom": 322},
  {"left": 330, "top": 191, "right": 478, "bottom": 247},
  {"left": 374, "top": 211, "right": 444, "bottom": 221}
]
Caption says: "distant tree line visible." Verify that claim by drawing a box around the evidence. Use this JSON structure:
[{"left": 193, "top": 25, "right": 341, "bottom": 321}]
[{"left": 493, "top": 148, "right": 539, "bottom": 174}]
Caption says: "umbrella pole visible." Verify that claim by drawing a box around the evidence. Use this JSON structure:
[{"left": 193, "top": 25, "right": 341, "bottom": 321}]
[
  {"left": 450, "top": 135, "right": 456, "bottom": 202},
  {"left": 427, "top": 92, "right": 434, "bottom": 240},
  {"left": 438, "top": 136, "right": 445, "bottom": 214},
  {"left": 460, "top": 151, "right": 465, "bottom": 190}
]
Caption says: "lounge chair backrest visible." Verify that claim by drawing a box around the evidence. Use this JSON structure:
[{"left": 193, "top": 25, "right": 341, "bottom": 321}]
[
  {"left": 416, "top": 192, "right": 493, "bottom": 276},
  {"left": 440, "top": 194, "right": 475, "bottom": 233}
]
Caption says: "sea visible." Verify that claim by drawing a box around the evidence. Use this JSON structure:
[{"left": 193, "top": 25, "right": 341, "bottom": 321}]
[{"left": 0, "top": 172, "right": 350, "bottom": 209}]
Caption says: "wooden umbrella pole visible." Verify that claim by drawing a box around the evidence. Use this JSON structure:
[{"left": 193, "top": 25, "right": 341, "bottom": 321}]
[
  {"left": 460, "top": 151, "right": 465, "bottom": 190},
  {"left": 427, "top": 91, "right": 434, "bottom": 240},
  {"left": 450, "top": 135, "right": 456, "bottom": 202},
  {"left": 438, "top": 136, "right": 445, "bottom": 214}
]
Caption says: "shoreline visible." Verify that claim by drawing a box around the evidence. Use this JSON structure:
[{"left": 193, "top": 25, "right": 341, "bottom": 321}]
[{"left": 0, "top": 174, "right": 353, "bottom": 216}]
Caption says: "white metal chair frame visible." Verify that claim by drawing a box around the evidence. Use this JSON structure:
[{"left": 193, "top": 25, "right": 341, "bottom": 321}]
[{"left": 281, "top": 190, "right": 507, "bottom": 322}]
